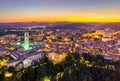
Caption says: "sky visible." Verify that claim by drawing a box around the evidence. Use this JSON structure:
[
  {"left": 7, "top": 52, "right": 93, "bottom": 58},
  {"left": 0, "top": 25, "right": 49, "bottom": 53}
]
[{"left": 0, "top": 0, "right": 120, "bottom": 22}]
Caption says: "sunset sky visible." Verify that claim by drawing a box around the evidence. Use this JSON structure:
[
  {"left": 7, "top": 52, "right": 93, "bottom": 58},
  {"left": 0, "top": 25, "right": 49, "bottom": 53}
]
[{"left": 0, "top": 0, "right": 120, "bottom": 22}]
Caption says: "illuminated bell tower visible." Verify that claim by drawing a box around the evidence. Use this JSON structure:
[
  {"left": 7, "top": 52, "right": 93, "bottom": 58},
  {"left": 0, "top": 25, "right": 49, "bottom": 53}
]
[{"left": 23, "top": 32, "right": 30, "bottom": 50}]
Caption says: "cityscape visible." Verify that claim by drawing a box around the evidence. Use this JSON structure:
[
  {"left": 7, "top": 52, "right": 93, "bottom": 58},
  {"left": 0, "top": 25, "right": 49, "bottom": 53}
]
[{"left": 0, "top": 0, "right": 120, "bottom": 81}]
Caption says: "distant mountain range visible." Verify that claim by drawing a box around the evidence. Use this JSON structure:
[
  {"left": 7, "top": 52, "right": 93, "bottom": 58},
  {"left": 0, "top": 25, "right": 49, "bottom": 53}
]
[
  {"left": 95, "top": 23, "right": 120, "bottom": 30},
  {"left": 0, "top": 22, "right": 120, "bottom": 30}
]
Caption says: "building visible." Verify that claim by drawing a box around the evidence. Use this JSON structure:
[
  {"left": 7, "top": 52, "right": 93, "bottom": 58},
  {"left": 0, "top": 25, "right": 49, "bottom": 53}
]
[
  {"left": 103, "top": 28, "right": 112, "bottom": 38},
  {"left": 23, "top": 32, "right": 30, "bottom": 51},
  {"left": 118, "top": 47, "right": 120, "bottom": 55},
  {"left": 102, "top": 28, "right": 115, "bottom": 42},
  {"left": 117, "top": 39, "right": 120, "bottom": 45}
]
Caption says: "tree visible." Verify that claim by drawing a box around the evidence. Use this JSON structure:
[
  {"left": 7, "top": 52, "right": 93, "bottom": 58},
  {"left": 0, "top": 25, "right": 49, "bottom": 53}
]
[
  {"left": 0, "top": 72, "right": 5, "bottom": 81},
  {"left": 21, "top": 67, "right": 35, "bottom": 81}
]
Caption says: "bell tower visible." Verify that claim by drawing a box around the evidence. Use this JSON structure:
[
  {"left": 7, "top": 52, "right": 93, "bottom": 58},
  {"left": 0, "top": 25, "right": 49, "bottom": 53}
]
[{"left": 23, "top": 32, "right": 30, "bottom": 50}]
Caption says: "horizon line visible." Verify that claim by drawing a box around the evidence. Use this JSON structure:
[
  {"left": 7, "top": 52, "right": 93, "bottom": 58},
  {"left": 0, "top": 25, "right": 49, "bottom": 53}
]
[{"left": 1, "top": 21, "right": 120, "bottom": 23}]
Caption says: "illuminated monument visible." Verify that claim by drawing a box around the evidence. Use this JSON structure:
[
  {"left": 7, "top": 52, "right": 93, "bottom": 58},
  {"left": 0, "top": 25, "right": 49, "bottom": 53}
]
[
  {"left": 23, "top": 32, "right": 30, "bottom": 51},
  {"left": 16, "top": 32, "right": 38, "bottom": 51}
]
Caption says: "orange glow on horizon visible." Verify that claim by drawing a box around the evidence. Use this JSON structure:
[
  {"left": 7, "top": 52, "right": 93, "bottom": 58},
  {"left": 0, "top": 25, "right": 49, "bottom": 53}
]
[
  {"left": 1, "top": 18, "right": 120, "bottom": 23},
  {"left": 1, "top": 13, "right": 120, "bottom": 23}
]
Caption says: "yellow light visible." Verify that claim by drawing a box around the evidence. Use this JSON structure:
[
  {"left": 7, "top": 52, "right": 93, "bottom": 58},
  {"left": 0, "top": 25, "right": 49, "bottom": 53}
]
[
  {"left": 5, "top": 72, "right": 13, "bottom": 77},
  {"left": 0, "top": 59, "right": 7, "bottom": 68},
  {"left": 44, "top": 76, "right": 50, "bottom": 81},
  {"left": 10, "top": 47, "right": 15, "bottom": 50}
]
